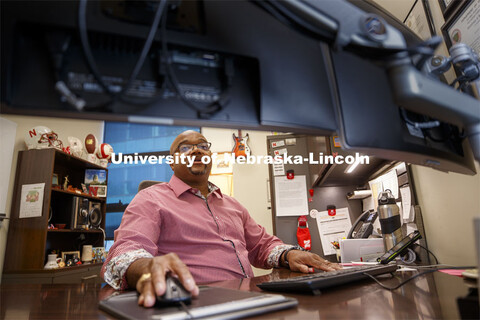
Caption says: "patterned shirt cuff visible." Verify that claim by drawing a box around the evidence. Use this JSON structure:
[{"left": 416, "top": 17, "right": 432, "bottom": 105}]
[
  {"left": 267, "top": 244, "right": 295, "bottom": 268},
  {"left": 103, "top": 249, "right": 154, "bottom": 290}
]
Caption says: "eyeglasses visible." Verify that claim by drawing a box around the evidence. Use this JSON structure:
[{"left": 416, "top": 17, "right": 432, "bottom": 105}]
[{"left": 177, "top": 142, "right": 212, "bottom": 154}]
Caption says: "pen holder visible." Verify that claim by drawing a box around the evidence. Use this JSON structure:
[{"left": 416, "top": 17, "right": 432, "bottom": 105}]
[{"left": 335, "top": 249, "right": 341, "bottom": 262}]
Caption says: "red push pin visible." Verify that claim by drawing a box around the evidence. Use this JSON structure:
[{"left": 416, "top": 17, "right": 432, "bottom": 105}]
[
  {"left": 308, "top": 189, "right": 314, "bottom": 202},
  {"left": 286, "top": 170, "right": 294, "bottom": 179},
  {"left": 327, "top": 205, "right": 336, "bottom": 216}
]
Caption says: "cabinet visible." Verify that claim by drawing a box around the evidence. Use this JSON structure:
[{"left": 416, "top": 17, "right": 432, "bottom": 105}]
[
  {"left": 307, "top": 136, "right": 390, "bottom": 187},
  {"left": 2, "top": 148, "right": 107, "bottom": 283}
]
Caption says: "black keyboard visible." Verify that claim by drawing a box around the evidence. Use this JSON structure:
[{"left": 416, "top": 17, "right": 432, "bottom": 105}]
[{"left": 257, "top": 264, "right": 398, "bottom": 295}]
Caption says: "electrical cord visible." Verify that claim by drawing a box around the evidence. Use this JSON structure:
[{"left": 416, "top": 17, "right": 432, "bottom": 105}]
[
  {"left": 400, "top": 108, "right": 440, "bottom": 129},
  {"left": 78, "top": 0, "right": 167, "bottom": 110},
  {"left": 178, "top": 301, "right": 194, "bottom": 319},
  {"left": 363, "top": 266, "right": 476, "bottom": 291},
  {"left": 99, "top": 227, "right": 106, "bottom": 245},
  {"left": 417, "top": 244, "right": 439, "bottom": 265}
]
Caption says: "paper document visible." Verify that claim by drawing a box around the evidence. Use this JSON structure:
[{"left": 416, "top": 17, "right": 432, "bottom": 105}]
[
  {"left": 19, "top": 183, "right": 45, "bottom": 218},
  {"left": 274, "top": 175, "right": 308, "bottom": 216},
  {"left": 382, "top": 170, "right": 399, "bottom": 199},
  {"left": 315, "top": 207, "right": 352, "bottom": 255},
  {"left": 272, "top": 162, "right": 285, "bottom": 176},
  {"left": 400, "top": 186, "right": 413, "bottom": 222},
  {"left": 368, "top": 180, "right": 383, "bottom": 211}
]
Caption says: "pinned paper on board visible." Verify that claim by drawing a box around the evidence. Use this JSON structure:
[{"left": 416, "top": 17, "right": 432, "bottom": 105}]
[
  {"left": 273, "top": 148, "right": 288, "bottom": 157},
  {"left": 314, "top": 207, "right": 352, "bottom": 255},
  {"left": 400, "top": 186, "right": 413, "bottom": 222},
  {"left": 274, "top": 175, "right": 308, "bottom": 216},
  {"left": 271, "top": 140, "right": 285, "bottom": 148},
  {"left": 273, "top": 161, "right": 285, "bottom": 176}
]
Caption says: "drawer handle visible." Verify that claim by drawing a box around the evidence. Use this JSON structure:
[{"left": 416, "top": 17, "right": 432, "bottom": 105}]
[{"left": 81, "top": 275, "right": 98, "bottom": 280}]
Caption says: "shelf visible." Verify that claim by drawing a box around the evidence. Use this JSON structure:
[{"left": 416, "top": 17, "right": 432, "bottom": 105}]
[
  {"left": 51, "top": 188, "right": 106, "bottom": 202},
  {"left": 3, "top": 262, "right": 103, "bottom": 274},
  {"left": 346, "top": 190, "right": 372, "bottom": 200},
  {"left": 53, "top": 149, "right": 106, "bottom": 170},
  {"left": 47, "top": 229, "right": 103, "bottom": 234}
]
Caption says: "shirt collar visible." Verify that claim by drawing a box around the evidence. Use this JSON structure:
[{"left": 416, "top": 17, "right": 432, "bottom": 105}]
[{"left": 168, "top": 174, "right": 223, "bottom": 199}]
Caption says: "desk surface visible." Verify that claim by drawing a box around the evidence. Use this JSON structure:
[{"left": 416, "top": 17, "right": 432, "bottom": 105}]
[{"left": 0, "top": 268, "right": 475, "bottom": 319}]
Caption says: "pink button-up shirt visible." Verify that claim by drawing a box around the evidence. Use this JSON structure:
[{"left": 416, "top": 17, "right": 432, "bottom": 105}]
[{"left": 102, "top": 175, "right": 288, "bottom": 289}]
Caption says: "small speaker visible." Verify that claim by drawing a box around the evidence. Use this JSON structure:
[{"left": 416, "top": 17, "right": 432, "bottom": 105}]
[
  {"left": 89, "top": 201, "right": 102, "bottom": 229},
  {"left": 71, "top": 197, "right": 89, "bottom": 229}
]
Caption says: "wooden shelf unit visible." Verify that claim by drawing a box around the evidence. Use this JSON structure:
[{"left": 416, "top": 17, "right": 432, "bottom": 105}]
[{"left": 3, "top": 148, "right": 107, "bottom": 283}]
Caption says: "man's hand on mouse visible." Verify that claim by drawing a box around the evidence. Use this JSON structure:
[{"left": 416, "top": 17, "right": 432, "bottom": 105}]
[
  {"left": 128, "top": 253, "right": 199, "bottom": 307},
  {"left": 284, "top": 250, "right": 342, "bottom": 273}
]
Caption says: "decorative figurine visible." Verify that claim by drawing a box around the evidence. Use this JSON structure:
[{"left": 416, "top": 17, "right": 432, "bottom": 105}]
[{"left": 63, "top": 175, "right": 69, "bottom": 190}]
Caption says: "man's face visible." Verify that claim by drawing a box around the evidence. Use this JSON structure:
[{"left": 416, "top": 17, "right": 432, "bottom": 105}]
[{"left": 170, "top": 131, "right": 212, "bottom": 183}]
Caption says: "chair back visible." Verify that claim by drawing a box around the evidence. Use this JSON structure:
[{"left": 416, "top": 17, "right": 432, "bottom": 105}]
[{"left": 138, "top": 180, "right": 164, "bottom": 192}]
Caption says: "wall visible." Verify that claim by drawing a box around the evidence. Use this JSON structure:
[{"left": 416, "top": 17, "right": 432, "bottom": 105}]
[
  {"left": 0, "top": 115, "right": 104, "bottom": 280},
  {"left": 373, "top": 0, "right": 415, "bottom": 21},
  {"left": 412, "top": 164, "right": 480, "bottom": 265}
]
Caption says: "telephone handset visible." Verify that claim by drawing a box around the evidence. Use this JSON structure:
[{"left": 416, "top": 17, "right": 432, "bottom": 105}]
[{"left": 347, "top": 210, "right": 378, "bottom": 239}]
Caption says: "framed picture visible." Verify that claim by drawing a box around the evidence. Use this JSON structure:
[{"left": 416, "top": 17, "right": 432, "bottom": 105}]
[
  {"left": 441, "top": 0, "right": 479, "bottom": 53},
  {"left": 89, "top": 185, "right": 107, "bottom": 197},
  {"left": 93, "top": 247, "right": 106, "bottom": 263},
  {"left": 438, "top": 0, "right": 464, "bottom": 19},
  {"left": 52, "top": 174, "right": 59, "bottom": 186},
  {"left": 84, "top": 169, "right": 107, "bottom": 185},
  {"left": 404, "top": 0, "right": 436, "bottom": 40},
  {"left": 210, "top": 152, "right": 234, "bottom": 175},
  {"left": 61, "top": 251, "right": 80, "bottom": 264}
]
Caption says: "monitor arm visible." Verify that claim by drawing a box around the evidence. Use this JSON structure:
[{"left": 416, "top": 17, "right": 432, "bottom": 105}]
[{"left": 258, "top": 0, "right": 480, "bottom": 162}]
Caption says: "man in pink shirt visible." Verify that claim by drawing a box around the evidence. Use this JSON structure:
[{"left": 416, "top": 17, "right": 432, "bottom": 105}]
[{"left": 102, "top": 130, "right": 341, "bottom": 307}]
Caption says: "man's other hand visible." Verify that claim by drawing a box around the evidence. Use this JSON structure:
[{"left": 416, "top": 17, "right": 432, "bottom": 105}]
[{"left": 287, "top": 250, "right": 342, "bottom": 273}]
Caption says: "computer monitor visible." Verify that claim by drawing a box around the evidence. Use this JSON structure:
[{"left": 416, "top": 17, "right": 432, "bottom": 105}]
[
  {"left": 0, "top": 0, "right": 336, "bottom": 135},
  {"left": 0, "top": 0, "right": 477, "bottom": 175}
]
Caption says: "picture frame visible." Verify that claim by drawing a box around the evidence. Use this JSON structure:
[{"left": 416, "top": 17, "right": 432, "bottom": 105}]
[
  {"left": 61, "top": 251, "right": 80, "bottom": 264},
  {"left": 52, "top": 174, "right": 59, "bottom": 187},
  {"left": 92, "top": 247, "right": 106, "bottom": 263},
  {"left": 404, "top": 0, "right": 436, "bottom": 40},
  {"left": 210, "top": 152, "right": 234, "bottom": 175},
  {"left": 89, "top": 185, "right": 107, "bottom": 197},
  {"left": 84, "top": 169, "right": 107, "bottom": 185},
  {"left": 441, "top": 0, "right": 479, "bottom": 52},
  {"left": 438, "top": 0, "right": 464, "bottom": 19}
]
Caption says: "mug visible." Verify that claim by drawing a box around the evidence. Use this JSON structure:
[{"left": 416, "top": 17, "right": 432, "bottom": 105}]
[
  {"left": 82, "top": 245, "right": 93, "bottom": 262},
  {"left": 44, "top": 254, "right": 62, "bottom": 270}
]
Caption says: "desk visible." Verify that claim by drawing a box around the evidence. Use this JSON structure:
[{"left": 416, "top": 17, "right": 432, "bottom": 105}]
[{"left": 0, "top": 269, "right": 475, "bottom": 319}]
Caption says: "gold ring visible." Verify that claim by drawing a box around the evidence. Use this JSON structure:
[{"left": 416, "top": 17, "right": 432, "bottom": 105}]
[{"left": 138, "top": 272, "right": 152, "bottom": 283}]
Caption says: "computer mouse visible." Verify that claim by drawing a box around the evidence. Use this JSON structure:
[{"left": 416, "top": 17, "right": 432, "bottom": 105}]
[{"left": 156, "top": 276, "right": 192, "bottom": 306}]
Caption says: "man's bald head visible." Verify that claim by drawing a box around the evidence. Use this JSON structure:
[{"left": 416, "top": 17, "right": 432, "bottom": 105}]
[{"left": 169, "top": 130, "right": 207, "bottom": 155}]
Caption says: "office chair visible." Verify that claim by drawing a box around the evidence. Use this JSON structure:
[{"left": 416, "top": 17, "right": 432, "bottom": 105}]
[{"left": 138, "top": 180, "right": 164, "bottom": 192}]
